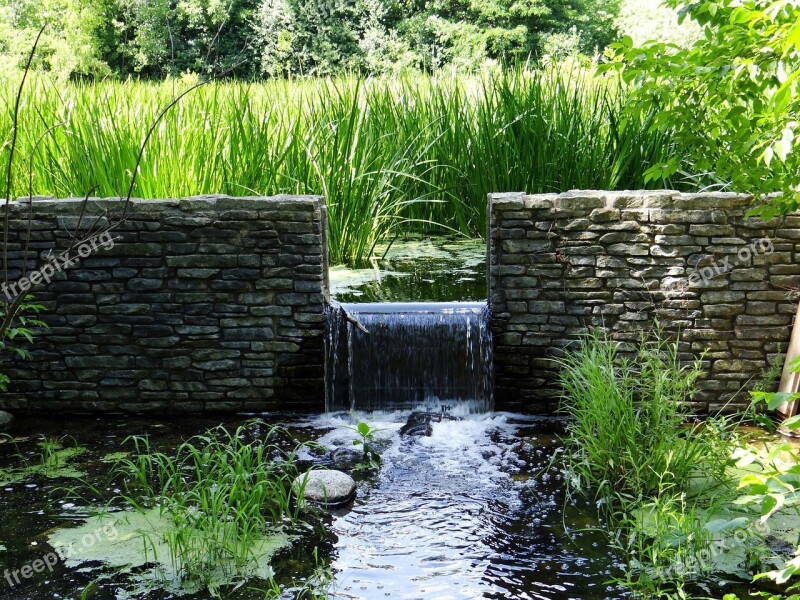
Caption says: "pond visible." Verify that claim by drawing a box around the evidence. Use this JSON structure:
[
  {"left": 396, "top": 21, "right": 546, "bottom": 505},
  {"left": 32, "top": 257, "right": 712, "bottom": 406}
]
[
  {"left": 0, "top": 411, "right": 773, "bottom": 599},
  {"left": 329, "top": 237, "right": 486, "bottom": 303},
  {"left": 0, "top": 412, "right": 628, "bottom": 599}
]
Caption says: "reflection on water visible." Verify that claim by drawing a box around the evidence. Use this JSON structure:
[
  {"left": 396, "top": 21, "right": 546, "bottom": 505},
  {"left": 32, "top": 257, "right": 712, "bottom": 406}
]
[
  {"left": 304, "top": 412, "right": 623, "bottom": 600},
  {"left": 329, "top": 237, "right": 486, "bottom": 302},
  {"left": 0, "top": 413, "right": 621, "bottom": 599}
]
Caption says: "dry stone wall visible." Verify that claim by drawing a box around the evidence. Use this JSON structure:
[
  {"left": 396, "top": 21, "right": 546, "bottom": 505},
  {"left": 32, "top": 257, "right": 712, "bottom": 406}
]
[
  {"left": 0, "top": 195, "right": 327, "bottom": 412},
  {"left": 489, "top": 191, "right": 800, "bottom": 413}
]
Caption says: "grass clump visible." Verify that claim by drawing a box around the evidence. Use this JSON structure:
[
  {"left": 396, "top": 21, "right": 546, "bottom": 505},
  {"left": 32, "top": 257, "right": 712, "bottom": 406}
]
[
  {"left": 0, "top": 68, "right": 680, "bottom": 267},
  {"left": 558, "top": 326, "right": 726, "bottom": 505},
  {"left": 557, "top": 326, "right": 734, "bottom": 596},
  {"left": 113, "top": 420, "right": 324, "bottom": 595}
]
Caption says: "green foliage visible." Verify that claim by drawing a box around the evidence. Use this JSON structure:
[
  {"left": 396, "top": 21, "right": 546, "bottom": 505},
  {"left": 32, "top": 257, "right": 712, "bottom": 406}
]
[
  {"left": 0, "top": 0, "right": 114, "bottom": 78},
  {"left": 350, "top": 420, "right": 382, "bottom": 470},
  {"left": 743, "top": 355, "right": 786, "bottom": 431},
  {"left": 751, "top": 357, "right": 800, "bottom": 429},
  {"left": 603, "top": 0, "right": 800, "bottom": 216},
  {"left": 0, "top": 435, "right": 87, "bottom": 484},
  {"left": 558, "top": 326, "right": 726, "bottom": 506},
  {"left": 0, "top": 296, "right": 47, "bottom": 391},
  {"left": 556, "top": 325, "right": 735, "bottom": 596},
  {"left": 731, "top": 362, "right": 800, "bottom": 597},
  {"left": 114, "top": 421, "right": 319, "bottom": 591},
  {"left": 615, "top": 490, "right": 716, "bottom": 595},
  {"left": 0, "top": 0, "right": 257, "bottom": 78},
  {"left": 0, "top": 0, "right": 624, "bottom": 77},
  {"left": 0, "top": 69, "right": 675, "bottom": 267}
]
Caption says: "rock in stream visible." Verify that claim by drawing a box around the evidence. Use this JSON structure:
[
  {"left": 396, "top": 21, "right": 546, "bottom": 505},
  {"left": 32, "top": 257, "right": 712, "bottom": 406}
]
[{"left": 399, "top": 411, "right": 461, "bottom": 437}]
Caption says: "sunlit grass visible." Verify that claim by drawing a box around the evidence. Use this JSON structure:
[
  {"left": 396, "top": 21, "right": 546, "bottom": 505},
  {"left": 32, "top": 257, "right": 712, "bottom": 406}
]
[{"left": 1, "top": 69, "right": 677, "bottom": 266}]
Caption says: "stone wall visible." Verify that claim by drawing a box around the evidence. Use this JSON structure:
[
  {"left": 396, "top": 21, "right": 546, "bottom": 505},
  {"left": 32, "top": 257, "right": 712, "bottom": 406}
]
[
  {"left": 0, "top": 195, "right": 327, "bottom": 412},
  {"left": 489, "top": 191, "right": 800, "bottom": 413}
]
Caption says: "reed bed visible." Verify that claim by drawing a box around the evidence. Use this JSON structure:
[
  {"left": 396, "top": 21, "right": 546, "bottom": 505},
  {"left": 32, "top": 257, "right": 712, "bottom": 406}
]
[
  {"left": 1, "top": 69, "right": 676, "bottom": 266},
  {"left": 114, "top": 422, "right": 317, "bottom": 588}
]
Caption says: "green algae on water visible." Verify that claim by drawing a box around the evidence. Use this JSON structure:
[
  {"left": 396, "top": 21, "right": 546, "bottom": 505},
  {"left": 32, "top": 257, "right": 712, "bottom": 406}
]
[
  {"left": 0, "top": 441, "right": 87, "bottom": 484},
  {"left": 47, "top": 508, "right": 292, "bottom": 596},
  {"left": 100, "top": 451, "right": 129, "bottom": 463}
]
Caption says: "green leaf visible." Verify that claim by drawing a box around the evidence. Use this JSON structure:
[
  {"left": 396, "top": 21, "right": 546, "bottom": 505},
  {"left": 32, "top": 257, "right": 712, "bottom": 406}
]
[
  {"left": 772, "top": 71, "right": 799, "bottom": 112},
  {"left": 762, "top": 493, "right": 786, "bottom": 521},
  {"left": 752, "top": 391, "right": 800, "bottom": 410},
  {"left": 704, "top": 517, "right": 750, "bottom": 533},
  {"left": 357, "top": 422, "right": 370, "bottom": 436}
]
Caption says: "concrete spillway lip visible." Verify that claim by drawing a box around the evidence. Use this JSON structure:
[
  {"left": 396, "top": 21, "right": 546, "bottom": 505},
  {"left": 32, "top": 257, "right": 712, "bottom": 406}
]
[
  {"left": 293, "top": 469, "right": 357, "bottom": 508},
  {"left": 339, "top": 301, "right": 487, "bottom": 314}
]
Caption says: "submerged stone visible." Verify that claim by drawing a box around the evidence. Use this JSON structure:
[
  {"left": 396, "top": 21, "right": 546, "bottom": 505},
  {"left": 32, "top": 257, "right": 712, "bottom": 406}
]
[
  {"left": 400, "top": 411, "right": 461, "bottom": 437},
  {"left": 294, "top": 469, "right": 356, "bottom": 507},
  {"left": 330, "top": 447, "right": 363, "bottom": 470},
  {"left": 0, "top": 411, "right": 13, "bottom": 430}
]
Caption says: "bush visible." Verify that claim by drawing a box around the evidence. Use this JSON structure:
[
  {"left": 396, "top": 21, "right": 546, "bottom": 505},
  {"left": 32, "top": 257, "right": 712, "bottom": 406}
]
[{"left": 557, "top": 326, "right": 727, "bottom": 508}]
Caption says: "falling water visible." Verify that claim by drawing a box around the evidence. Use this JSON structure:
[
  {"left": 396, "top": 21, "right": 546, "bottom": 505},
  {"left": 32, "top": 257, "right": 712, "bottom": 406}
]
[{"left": 324, "top": 302, "right": 493, "bottom": 413}]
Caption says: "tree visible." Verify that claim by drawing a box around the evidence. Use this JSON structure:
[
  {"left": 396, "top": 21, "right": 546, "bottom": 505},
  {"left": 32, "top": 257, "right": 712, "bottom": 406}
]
[
  {"left": 252, "top": 0, "right": 371, "bottom": 75},
  {"left": 0, "top": 0, "right": 114, "bottom": 78},
  {"left": 603, "top": 0, "right": 800, "bottom": 217}
]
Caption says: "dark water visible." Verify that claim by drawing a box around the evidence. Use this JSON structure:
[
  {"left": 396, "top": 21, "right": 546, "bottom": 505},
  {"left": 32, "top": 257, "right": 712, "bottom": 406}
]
[
  {"left": 317, "top": 412, "right": 620, "bottom": 600},
  {"left": 0, "top": 413, "right": 763, "bottom": 600},
  {"left": 325, "top": 302, "right": 493, "bottom": 414},
  {"left": 329, "top": 237, "right": 486, "bottom": 303},
  {"left": 0, "top": 413, "right": 628, "bottom": 600}
]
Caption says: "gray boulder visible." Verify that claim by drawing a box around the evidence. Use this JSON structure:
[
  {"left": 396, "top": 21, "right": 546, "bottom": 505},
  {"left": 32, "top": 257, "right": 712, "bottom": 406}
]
[
  {"left": 293, "top": 469, "right": 356, "bottom": 507},
  {"left": 0, "top": 411, "right": 13, "bottom": 431},
  {"left": 400, "top": 411, "right": 461, "bottom": 437}
]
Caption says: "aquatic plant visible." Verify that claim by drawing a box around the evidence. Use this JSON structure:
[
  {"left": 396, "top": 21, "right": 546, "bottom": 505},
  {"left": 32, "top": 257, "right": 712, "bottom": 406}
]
[
  {"left": 556, "top": 325, "right": 737, "bottom": 595},
  {"left": 113, "top": 421, "right": 323, "bottom": 594},
  {"left": 350, "top": 421, "right": 382, "bottom": 471},
  {"left": 726, "top": 373, "right": 800, "bottom": 597},
  {"left": 557, "top": 326, "right": 727, "bottom": 506},
  {"left": 0, "top": 434, "right": 86, "bottom": 484}
]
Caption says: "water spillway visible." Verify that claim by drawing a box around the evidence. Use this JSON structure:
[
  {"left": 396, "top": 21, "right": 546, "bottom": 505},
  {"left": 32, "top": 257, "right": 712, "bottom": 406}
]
[{"left": 325, "top": 302, "right": 493, "bottom": 414}]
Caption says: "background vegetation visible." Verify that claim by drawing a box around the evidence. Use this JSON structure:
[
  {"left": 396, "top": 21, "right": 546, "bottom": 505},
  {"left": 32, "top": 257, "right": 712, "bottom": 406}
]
[
  {"left": 0, "top": 69, "right": 675, "bottom": 266},
  {"left": 607, "top": 0, "right": 800, "bottom": 216},
  {"left": 0, "top": 0, "right": 624, "bottom": 77}
]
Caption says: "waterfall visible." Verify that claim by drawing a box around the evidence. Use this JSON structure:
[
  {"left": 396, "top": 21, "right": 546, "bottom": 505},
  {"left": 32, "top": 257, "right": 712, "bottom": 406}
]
[{"left": 325, "top": 302, "right": 493, "bottom": 414}]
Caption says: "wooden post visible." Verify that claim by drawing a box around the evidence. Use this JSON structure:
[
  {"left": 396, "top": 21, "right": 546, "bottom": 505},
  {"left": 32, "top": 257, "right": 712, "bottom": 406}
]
[{"left": 777, "top": 302, "right": 800, "bottom": 419}]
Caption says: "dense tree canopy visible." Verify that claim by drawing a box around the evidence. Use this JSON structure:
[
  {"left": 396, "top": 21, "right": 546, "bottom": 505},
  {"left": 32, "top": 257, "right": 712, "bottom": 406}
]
[
  {"left": 606, "top": 0, "right": 800, "bottom": 216},
  {"left": 0, "top": 0, "right": 621, "bottom": 77}
]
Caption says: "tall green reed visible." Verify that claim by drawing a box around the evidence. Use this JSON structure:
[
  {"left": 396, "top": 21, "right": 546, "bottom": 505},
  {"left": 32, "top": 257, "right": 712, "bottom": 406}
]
[
  {"left": 1, "top": 69, "right": 679, "bottom": 266},
  {"left": 556, "top": 326, "right": 735, "bottom": 596},
  {"left": 558, "top": 326, "right": 726, "bottom": 507}
]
